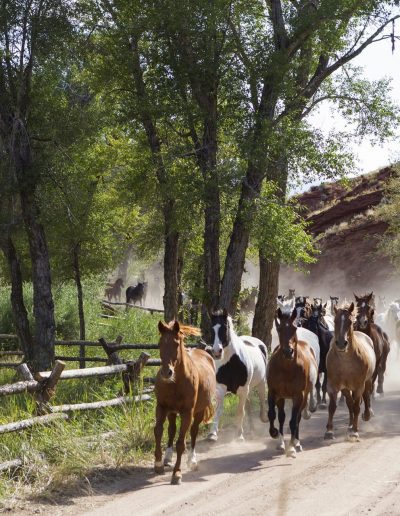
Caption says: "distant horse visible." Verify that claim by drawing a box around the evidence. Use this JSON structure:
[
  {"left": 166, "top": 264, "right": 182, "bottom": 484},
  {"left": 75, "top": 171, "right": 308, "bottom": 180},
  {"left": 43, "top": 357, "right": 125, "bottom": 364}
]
[
  {"left": 329, "top": 296, "right": 339, "bottom": 316},
  {"left": 304, "top": 303, "right": 333, "bottom": 406},
  {"left": 277, "top": 294, "right": 286, "bottom": 302},
  {"left": 104, "top": 278, "right": 124, "bottom": 301},
  {"left": 325, "top": 303, "right": 376, "bottom": 441},
  {"left": 355, "top": 303, "right": 390, "bottom": 396},
  {"left": 268, "top": 307, "right": 318, "bottom": 457},
  {"left": 288, "top": 288, "right": 296, "bottom": 300},
  {"left": 155, "top": 320, "right": 216, "bottom": 485},
  {"left": 207, "top": 309, "right": 267, "bottom": 442},
  {"left": 354, "top": 291, "right": 375, "bottom": 309},
  {"left": 126, "top": 281, "right": 148, "bottom": 306},
  {"left": 239, "top": 287, "right": 258, "bottom": 313},
  {"left": 376, "top": 300, "right": 400, "bottom": 357},
  {"left": 295, "top": 296, "right": 311, "bottom": 325}
]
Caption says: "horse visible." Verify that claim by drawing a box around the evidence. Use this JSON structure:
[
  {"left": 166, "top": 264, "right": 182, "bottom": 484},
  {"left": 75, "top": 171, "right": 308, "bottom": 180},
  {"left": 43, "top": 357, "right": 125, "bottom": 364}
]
[
  {"left": 239, "top": 287, "right": 258, "bottom": 313},
  {"left": 294, "top": 296, "right": 312, "bottom": 325},
  {"left": 354, "top": 291, "right": 375, "bottom": 309},
  {"left": 324, "top": 303, "right": 376, "bottom": 441},
  {"left": 303, "top": 303, "right": 333, "bottom": 407},
  {"left": 104, "top": 278, "right": 124, "bottom": 301},
  {"left": 207, "top": 309, "right": 267, "bottom": 442},
  {"left": 355, "top": 302, "right": 390, "bottom": 396},
  {"left": 288, "top": 289, "right": 296, "bottom": 300},
  {"left": 329, "top": 296, "right": 339, "bottom": 316},
  {"left": 376, "top": 300, "right": 400, "bottom": 358},
  {"left": 268, "top": 307, "right": 318, "bottom": 457},
  {"left": 277, "top": 294, "right": 286, "bottom": 302},
  {"left": 126, "top": 281, "right": 148, "bottom": 306},
  {"left": 154, "top": 320, "right": 216, "bottom": 485}
]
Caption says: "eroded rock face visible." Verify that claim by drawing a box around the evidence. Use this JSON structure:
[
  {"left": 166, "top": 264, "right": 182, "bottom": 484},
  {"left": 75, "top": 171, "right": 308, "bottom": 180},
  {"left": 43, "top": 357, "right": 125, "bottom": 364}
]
[{"left": 280, "top": 167, "right": 397, "bottom": 298}]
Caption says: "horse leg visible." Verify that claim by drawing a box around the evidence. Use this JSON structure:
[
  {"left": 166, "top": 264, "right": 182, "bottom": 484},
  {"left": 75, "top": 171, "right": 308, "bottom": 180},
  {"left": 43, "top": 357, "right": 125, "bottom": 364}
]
[
  {"left": 286, "top": 394, "right": 303, "bottom": 458},
  {"left": 321, "top": 372, "right": 328, "bottom": 406},
  {"left": 316, "top": 373, "right": 322, "bottom": 406},
  {"left": 171, "top": 411, "right": 192, "bottom": 485},
  {"left": 164, "top": 412, "right": 177, "bottom": 467},
  {"left": 207, "top": 383, "right": 227, "bottom": 442},
  {"left": 348, "top": 391, "right": 362, "bottom": 441},
  {"left": 256, "top": 380, "right": 268, "bottom": 423},
  {"left": 362, "top": 379, "right": 373, "bottom": 421},
  {"left": 188, "top": 410, "right": 204, "bottom": 471},
  {"left": 154, "top": 404, "right": 167, "bottom": 474},
  {"left": 377, "top": 349, "right": 388, "bottom": 395},
  {"left": 268, "top": 391, "right": 278, "bottom": 439},
  {"left": 276, "top": 398, "right": 285, "bottom": 451},
  {"left": 245, "top": 398, "right": 254, "bottom": 435},
  {"left": 324, "top": 390, "right": 338, "bottom": 440},
  {"left": 341, "top": 388, "right": 354, "bottom": 429},
  {"left": 236, "top": 386, "right": 249, "bottom": 440}
]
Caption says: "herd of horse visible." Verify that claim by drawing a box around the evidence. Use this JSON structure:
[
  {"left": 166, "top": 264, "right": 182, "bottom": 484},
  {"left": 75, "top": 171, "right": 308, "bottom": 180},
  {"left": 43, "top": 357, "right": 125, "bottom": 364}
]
[
  {"left": 104, "top": 278, "right": 148, "bottom": 306},
  {"left": 154, "top": 290, "right": 398, "bottom": 485}
]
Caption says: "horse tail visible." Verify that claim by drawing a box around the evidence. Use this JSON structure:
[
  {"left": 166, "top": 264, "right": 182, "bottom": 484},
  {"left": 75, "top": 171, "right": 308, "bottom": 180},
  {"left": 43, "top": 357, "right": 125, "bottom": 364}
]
[{"left": 203, "top": 402, "right": 215, "bottom": 424}]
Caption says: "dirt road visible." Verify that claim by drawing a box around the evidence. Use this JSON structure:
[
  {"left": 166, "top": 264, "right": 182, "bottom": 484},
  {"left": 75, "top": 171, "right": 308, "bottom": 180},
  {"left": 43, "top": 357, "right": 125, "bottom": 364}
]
[{"left": 25, "top": 362, "right": 400, "bottom": 516}]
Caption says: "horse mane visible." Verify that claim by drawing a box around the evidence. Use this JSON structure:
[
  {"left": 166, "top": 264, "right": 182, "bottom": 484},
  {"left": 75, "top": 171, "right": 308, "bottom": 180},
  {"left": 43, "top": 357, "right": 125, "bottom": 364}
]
[{"left": 179, "top": 324, "right": 201, "bottom": 337}]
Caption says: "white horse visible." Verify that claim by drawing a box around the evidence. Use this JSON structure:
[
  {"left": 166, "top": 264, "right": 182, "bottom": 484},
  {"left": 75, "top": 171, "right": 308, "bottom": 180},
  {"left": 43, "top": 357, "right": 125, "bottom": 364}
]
[
  {"left": 376, "top": 300, "right": 400, "bottom": 357},
  {"left": 207, "top": 309, "right": 268, "bottom": 441}
]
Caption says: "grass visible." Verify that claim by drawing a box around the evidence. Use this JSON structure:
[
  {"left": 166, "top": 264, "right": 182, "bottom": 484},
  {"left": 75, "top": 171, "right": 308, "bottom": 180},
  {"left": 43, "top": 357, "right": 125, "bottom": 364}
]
[{"left": 0, "top": 279, "right": 243, "bottom": 509}]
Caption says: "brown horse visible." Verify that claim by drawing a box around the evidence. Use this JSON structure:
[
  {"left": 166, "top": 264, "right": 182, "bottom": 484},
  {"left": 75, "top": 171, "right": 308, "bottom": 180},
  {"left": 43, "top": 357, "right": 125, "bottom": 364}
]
[
  {"left": 155, "top": 320, "right": 216, "bottom": 485},
  {"left": 268, "top": 307, "right": 318, "bottom": 458},
  {"left": 325, "top": 303, "right": 376, "bottom": 441},
  {"left": 355, "top": 302, "right": 390, "bottom": 396},
  {"left": 104, "top": 278, "right": 124, "bottom": 301}
]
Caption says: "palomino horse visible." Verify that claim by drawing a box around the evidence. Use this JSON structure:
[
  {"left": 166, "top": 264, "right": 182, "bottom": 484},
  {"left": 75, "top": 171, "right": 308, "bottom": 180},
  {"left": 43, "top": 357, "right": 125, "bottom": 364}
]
[
  {"left": 303, "top": 303, "right": 333, "bottom": 406},
  {"left": 155, "top": 321, "right": 216, "bottom": 485},
  {"left": 207, "top": 309, "right": 267, "bottom": 441},
  {"left": 268, "top": 307, "right": 318, "bottom": 457},
  {"left": 325, "top": 303, "right": 376, "bottom": 441},
  {"left": 355, "top": 303, "right": 390, "bottom": 396}
]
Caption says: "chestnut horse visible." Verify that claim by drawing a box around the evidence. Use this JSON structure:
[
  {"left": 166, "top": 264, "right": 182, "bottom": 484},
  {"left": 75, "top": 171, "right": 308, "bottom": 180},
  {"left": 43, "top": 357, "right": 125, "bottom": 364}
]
[
  {"left": 104, "top": 278, "right": 124, "bottom": 301},
  {"left": 325, "top": 303, "right": 376, "bottom": 441},
  {"left": 154, "top": 320, "right": 216, "bottom": 485},
  {"left": 355, "top": 302, "right": 390, "bottom": 396},
  {"left": 268, "top": 307, "right": 318, "bottom": 458}
]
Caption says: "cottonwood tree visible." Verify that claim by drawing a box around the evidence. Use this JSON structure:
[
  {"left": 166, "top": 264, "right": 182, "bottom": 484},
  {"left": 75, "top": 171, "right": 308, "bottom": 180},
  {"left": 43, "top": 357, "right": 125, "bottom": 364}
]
[{"left": 0, "top": 0, "right": 74, "bottom": 370}]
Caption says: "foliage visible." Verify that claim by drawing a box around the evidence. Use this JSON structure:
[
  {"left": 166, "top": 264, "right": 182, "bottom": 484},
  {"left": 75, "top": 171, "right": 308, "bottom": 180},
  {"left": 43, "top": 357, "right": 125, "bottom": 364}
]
[{"left": 377, "top": 167, "right": 400, "bottom": 268}]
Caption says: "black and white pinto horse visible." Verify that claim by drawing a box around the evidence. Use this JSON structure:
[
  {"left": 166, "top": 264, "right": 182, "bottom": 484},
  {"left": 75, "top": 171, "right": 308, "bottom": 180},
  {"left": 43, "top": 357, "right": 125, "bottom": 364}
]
[
  {"left": 207, "top": 309, "right": 268, "bottom": 441},
  {"left": 303, "top": 303, "right": 333, "bottom": 407}
]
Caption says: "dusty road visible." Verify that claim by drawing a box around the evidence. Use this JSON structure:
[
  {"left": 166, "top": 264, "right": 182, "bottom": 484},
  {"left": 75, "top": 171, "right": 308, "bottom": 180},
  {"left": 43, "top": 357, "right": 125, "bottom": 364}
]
[{"left": 20, "top": 361, "right": 400, "bottom": 516}]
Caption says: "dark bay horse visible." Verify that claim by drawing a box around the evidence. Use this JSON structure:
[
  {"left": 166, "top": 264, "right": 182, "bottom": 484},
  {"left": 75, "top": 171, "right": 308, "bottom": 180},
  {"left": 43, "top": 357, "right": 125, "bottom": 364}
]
[
  {"left": 325, "top": 304, "right": 376, "bottom": 441},
  {"left": 355, "top": 302, "right": 390, "bottom": 396},
  {"left": 268, "top": 307, "right": 318, "bottom": 457},
  {"left": 304, "top": 303, "right": 333, "bottom": 407},
  {"left": 126, "top": 281, "right": 148, "bottom": 306},
  {"left": 104, "top": 278, "right": 124, "bottom": 301},
  {"left": 155, "top": 320, "right": 216, "bottom": 485}
]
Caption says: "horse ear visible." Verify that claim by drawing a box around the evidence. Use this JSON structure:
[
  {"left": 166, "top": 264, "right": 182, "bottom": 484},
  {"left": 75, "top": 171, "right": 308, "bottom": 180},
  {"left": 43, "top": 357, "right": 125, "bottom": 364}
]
[
  {"left": 158, "top": 321, "right": 168, "bottom": 334},
  {"left": 323, "top": 302, "right": 327, "bottom": 308},
  {"left": 354, "top": 293, "right": 359, "bottom": 302},
  {"left": 349, "top": 302, "right": 355, "bottom": 313},
  {"left": 173, "top": 320, "right": 180, "bottom": 333},
  {"left": 368, "top": 292, "right": 374, "bottom": 302}
]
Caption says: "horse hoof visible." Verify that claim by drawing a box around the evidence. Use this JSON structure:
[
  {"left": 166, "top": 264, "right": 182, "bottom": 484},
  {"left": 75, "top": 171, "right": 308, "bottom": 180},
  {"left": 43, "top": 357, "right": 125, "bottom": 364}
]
[
  {"left": 270, "top": 428, "right": 279, "bottom": 439},
  {"left": 295, "top": 443, "right": 303, "bottom": 452},
  {"left": 324, "top": 431, "right": 334, "bottom": 440},
  {"left": 207, "top": 433, "right": 218, "bottom": 442},
  {"left": 286, "top": 448, "right": 296, "bottom": 458},
  {"left": 318, "top": 403, "right": 327, "bottom": 410},
  {"left": 237, "top": 434, "right": 245, "bottom": 442},
  {"left": 171, "top": 474, "right": 182, "bottom": 485},
  {"left": 347, "top": 432, "right": 360, "bottom": 442},
  {"left": 302, "top": 410, "right": 311, "bottom": 420},
  {"left": 154, "top": 464, "right": 165, "bottom": 474},
  {"left": 189, "top": 462, "right": 199, "bottom": 471},
  {"left": 362, "top": 412, "right": 371, "bottom": 422}
]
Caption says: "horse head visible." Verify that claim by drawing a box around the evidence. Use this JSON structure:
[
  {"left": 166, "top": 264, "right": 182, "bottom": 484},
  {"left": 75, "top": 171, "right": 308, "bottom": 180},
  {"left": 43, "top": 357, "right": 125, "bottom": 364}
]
[
  {"left": 275, "top": 307, "right": 298, "bottom": 360},
  {"left": 158, "top": 320, "right": 182, "bottom": 382},
  {"left": 354, "top": 291, "right": 374, "bottom": 309},
  {"left": 210, "top": 308, "right": 230, "bottom": 359},
  {"left": 333, "top": 303, "right": 355, "bottom": 351},
  {"left": 356, "top": 302, "right": 374, "bottom": 330}
]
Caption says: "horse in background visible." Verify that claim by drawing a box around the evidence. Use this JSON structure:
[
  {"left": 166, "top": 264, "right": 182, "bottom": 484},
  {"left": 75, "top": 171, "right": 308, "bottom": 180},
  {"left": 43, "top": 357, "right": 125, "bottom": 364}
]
[
  {"left": 207, "top": 309, "right": 267, "bottom": 442},
  {"left": 104, "top": 278, "right": 124, "bottom": 301},
  {"left": 303, "top": 303, "right": 333, "bottom": 407},
  {"left": 329, "top": 296, "right": 339, "bottom": 316},
  {"left": 268, "top": 307, "right": 318, "bottom": 457},
  {"left": 239, "top": 287, "right": 258, "bottom": 314},
  {"left": 325, "top": 303, "right": 375, "bottom": 441},
  {"left": 155, "top": 320, "right": 216, "bottom": 485},
  {"left": 126, "top": 281, "right": 148, "bottom": 306},
  {"left": 376, "top": 300, "right": 400, "bottom": 357},
  {"left": 355, "top": 302, "right": 390, "bottom": 396}
]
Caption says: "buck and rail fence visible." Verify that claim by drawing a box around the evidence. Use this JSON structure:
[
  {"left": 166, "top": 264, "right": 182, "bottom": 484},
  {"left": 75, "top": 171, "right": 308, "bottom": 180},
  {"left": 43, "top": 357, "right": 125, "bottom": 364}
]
[{"left": 0, "top": 331, "right": 205, "bottom": 474}]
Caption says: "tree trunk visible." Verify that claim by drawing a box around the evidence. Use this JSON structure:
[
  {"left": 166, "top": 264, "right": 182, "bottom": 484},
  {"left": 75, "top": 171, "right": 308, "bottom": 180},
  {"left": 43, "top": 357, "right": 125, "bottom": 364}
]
[
  {"left": 163, "top": 203, "right": 179, "bottom": 321},
  {"left": 252, "top": 256, "right": 280, "bottom": 350},
  {"left": 219, "top": 164, "right": 262, "bottom": 313},
  {"left": 0, "top": 234, "right": 34, "bottom": 364},
  {"left": 72, "top": 243, "right": 85, "bottom": 341},
  {"left": 18, "top": 187, "right": 55, "bottom": 372}
]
